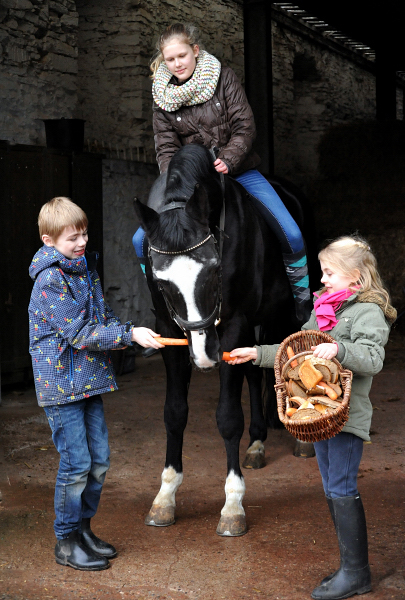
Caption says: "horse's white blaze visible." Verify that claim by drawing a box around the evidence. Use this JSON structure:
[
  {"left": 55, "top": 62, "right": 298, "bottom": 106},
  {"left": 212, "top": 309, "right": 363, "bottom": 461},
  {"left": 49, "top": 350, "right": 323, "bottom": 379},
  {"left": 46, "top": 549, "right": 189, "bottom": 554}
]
[
  {"left": 221, "top": 470, "right": 246, "bottom": 517},
  {"left": 189, "top": 330, "right": 213, "bottom": 368},
  {"left": 154, "top": 255, "right": 216, "bottom": 368},
  {"left": 154, "top": 256, "right": 203, "bottom": 320},
  {"left": 152, "top": 466, "right": 183, "bottom": 508}
]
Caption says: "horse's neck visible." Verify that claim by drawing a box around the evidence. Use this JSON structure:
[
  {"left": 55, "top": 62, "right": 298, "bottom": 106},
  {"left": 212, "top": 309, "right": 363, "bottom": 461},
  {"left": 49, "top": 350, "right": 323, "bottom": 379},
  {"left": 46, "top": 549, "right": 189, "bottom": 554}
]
[{"left": 148, "top": 172, "right": 168, "bottom": 212}]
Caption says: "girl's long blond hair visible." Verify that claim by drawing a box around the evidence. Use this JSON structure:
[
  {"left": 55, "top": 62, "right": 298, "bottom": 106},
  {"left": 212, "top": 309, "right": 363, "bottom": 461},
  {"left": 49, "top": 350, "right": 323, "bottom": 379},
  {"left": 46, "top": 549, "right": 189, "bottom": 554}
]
[
  {"left": 150, "top": 22, "right": 204, "bottom": 79},
  {"left": 319, "top": 235, "right": 397, "bottom": 322}
]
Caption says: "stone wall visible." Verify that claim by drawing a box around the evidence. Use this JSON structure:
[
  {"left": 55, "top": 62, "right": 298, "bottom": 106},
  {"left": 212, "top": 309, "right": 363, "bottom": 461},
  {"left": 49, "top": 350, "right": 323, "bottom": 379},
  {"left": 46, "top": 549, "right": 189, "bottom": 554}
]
[
  {"left": 102, "top": 158, "right": 158, "bottom": 327},
  {"left": 271, "top": 13, "right": 376, "bottom": 191},
  {"left": 0, "top": 0, "right": 79, "bottom": 145}
]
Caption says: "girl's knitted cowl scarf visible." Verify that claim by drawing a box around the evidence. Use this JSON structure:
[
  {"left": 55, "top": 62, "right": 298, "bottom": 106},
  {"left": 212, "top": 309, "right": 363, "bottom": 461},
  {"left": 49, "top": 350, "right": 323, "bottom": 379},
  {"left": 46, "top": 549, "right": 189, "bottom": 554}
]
[{"left": 152, "top": 50, "right": 221, "bottom": 112}]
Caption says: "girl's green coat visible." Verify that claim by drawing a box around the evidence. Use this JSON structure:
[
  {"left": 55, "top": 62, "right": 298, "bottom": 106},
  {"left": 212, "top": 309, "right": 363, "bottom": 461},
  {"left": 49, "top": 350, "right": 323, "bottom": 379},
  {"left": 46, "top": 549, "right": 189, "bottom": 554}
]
[{"left": 254, "top": 293, "right": 392, "bottom": 441}]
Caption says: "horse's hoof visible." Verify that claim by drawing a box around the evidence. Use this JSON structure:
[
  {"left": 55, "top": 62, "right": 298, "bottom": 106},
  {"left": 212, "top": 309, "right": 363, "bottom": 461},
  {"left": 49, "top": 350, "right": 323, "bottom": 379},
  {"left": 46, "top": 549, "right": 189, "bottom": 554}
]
[
  {"left": 145, "top": 505, "right": 175, "bottom": 527},
  {"left": 293, "top": 440, "right": 315, "bottom": 458},
  {"left": 216, "top": 515, "right": 247, "bottom": 537},
  {"left": 242, "top": 440, "right": 265, "bottom": 469}
]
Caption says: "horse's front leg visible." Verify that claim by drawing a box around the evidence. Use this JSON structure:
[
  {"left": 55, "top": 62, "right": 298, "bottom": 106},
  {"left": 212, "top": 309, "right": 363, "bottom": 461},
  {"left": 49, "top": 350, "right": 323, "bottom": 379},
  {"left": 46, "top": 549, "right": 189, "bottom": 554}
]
[
  {"left": 145, "top": 348, "right": 191, "bottom": 527},
  {"left": 215, "top": 364, "right": 247, "bottom": 537}
]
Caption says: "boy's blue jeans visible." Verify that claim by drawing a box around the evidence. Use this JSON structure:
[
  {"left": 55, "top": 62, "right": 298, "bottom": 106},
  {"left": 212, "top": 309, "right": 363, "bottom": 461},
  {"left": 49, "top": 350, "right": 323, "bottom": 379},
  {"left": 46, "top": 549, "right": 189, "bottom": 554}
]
[
  {"left": 43, "top": 395, "right": 110, "bottom": 539},
  {"left": 314, "top": 432, "right": 364, "bottom": 498}
]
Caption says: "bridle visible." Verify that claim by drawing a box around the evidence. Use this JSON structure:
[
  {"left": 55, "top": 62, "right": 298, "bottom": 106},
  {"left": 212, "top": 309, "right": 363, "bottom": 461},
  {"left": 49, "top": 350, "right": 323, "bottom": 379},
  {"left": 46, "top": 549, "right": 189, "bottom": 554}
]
[{"left": 148, "top": 192, "right": 225, "bottom": 334}]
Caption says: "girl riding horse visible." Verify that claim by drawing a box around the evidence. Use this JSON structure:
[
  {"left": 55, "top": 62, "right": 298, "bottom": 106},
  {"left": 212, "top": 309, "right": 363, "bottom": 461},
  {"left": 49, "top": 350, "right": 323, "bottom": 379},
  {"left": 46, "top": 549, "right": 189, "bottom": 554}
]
[{"left": 133, "top": 22, "right": 311, "bottom": 323}]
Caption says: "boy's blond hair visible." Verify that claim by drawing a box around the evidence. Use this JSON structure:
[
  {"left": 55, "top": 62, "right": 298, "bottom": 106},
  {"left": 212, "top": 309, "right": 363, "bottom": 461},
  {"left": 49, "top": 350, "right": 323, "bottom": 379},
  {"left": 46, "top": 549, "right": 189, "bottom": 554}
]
[{"left": 38, "top": 197, "right": 88, "bottom": 241}]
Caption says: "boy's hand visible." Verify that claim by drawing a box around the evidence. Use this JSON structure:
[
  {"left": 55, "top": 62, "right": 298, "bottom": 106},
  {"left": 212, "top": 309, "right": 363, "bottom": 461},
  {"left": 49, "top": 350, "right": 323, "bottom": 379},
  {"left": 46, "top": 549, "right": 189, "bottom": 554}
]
[
  {"left": 228, "top": 347, "right": 258, "bottom": 365},
  {"left": 131, "top": 327, "right": 164, "bottom": 349},
  {"left": 311, "top": 343, "right": 338, "bottom": 360}
]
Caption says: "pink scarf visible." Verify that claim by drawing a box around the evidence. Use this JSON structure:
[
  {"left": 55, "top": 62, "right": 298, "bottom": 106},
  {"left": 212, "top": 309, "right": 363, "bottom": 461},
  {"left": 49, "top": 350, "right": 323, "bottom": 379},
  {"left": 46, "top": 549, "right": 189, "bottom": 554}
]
[{"left": 313, "top": 288, "right": 356, "bottom": 331}]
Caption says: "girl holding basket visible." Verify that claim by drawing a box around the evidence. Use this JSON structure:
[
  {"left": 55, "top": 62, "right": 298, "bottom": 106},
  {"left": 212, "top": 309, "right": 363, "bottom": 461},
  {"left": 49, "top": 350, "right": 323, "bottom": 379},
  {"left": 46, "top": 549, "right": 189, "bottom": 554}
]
[{"left": 229, "top": 235, "right": 396, "bottom": 600}]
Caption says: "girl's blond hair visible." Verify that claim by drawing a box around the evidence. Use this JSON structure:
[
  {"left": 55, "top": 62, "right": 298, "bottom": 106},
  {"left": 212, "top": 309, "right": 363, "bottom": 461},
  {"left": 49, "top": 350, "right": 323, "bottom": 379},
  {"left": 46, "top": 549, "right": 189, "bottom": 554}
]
[
  {"left": 319, "top": 235, "right": 397, "bottom": 322},
  {"left": 38, "top": 197, "right": 88, "bottom": 241},
  {"left": 150, "top": 22, "right": 204, "bottom": 79}
]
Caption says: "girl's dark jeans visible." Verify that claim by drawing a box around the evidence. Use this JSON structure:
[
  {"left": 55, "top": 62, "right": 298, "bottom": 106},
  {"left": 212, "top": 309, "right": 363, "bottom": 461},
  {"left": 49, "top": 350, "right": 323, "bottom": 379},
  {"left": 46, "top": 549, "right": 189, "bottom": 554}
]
[{"left": 314, "top": 432, "right": 364, "bottom": 498}]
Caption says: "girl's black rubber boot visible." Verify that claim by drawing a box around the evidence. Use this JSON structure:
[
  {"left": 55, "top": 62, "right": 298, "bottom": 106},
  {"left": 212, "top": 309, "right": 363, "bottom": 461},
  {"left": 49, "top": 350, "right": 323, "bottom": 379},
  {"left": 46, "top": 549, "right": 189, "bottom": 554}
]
[
  {"left": 320, "top": 496, "right": 338, "bottom": 586},
  {"left": 311, "top": 496, "right": 371, "bottom": 600},
  {"left": 81, "top": 517, "right": 118, "bottom": 558},
  {"left": 55, "top": 530, "right": 110, "bottom": 570}
]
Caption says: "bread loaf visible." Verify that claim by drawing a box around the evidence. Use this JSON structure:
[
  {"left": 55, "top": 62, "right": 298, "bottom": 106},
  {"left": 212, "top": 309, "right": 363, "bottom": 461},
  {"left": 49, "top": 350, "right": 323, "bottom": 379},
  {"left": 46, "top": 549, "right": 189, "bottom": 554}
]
[
  {"left": 298, "top": 360, "right": 323, "bottom": 389},
  {"left": 288, "top": 380, "right": 308, "bottom": 399},
  {"left": 309, "top": 396, "right": 341, "bottom": 409},
  {"left": 310, "top": 356, "right": 339, "bottom": 384}
]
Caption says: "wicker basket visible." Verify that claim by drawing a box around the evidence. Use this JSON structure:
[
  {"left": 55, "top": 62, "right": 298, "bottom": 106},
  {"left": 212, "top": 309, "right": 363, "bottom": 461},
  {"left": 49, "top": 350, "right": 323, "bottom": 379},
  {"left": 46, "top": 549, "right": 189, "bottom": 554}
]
[{"left": 274, "top": 330, "right": 353, "bottom": 442}]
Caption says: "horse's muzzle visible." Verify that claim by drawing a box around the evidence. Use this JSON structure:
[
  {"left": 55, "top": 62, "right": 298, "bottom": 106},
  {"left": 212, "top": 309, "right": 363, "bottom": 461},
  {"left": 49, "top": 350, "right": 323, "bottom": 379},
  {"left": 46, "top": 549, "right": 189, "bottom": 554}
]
[{"left": 187, "top": 327, "right": 222, "bottom": 370}]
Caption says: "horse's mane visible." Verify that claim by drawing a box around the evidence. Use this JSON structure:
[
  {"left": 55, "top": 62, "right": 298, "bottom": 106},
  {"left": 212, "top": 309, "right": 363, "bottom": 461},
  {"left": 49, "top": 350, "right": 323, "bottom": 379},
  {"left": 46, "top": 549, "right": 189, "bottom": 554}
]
[
  {"left": 165, "top": 144, "right": 219, "bottom": 201},
  {"left": 155, "top": 145, "right": 221, "bottom": 250}
]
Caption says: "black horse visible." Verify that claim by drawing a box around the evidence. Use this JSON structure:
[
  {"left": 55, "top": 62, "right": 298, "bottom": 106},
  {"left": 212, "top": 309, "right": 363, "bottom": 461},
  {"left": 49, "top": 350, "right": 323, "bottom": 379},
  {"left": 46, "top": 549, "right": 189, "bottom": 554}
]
[{"left": 134, "top": 144, "right": 316, "bottom": 537}]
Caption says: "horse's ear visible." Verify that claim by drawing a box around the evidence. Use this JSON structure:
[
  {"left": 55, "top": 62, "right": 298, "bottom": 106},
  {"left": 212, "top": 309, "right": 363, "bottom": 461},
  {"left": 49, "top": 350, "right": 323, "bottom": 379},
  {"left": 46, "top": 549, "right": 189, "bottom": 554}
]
[
  {"left": 133, "top": 198, "right": 159, "bottom": 236},
  {"left": 185, "top": 184, "right": 209, "bottom": 227}
]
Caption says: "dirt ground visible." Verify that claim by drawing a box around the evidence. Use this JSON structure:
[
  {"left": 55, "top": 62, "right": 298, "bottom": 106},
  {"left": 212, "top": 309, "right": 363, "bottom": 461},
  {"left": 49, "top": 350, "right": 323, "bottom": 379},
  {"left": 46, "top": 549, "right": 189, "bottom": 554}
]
[{"left": 1, "top": 332, "right": 405, "bottom": 600}]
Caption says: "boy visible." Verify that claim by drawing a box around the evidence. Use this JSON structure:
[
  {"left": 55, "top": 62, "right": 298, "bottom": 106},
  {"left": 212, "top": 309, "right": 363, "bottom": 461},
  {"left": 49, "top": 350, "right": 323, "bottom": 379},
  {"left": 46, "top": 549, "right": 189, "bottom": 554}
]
[{"left": 28, "top": 197, "right": 163, "bottom": 571}]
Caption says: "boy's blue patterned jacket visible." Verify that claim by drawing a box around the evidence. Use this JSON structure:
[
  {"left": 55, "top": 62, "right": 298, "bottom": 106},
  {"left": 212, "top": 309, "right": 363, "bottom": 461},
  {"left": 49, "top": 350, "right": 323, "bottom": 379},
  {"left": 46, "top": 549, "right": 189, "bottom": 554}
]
[{"left": 29, "top": 246, "right": 133, "bottom": 407}]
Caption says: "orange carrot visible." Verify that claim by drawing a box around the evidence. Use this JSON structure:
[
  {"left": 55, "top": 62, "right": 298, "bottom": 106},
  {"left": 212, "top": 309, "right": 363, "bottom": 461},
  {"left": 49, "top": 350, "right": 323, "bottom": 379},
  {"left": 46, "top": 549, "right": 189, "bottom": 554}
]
[
  {"left": 287, "top": 346, "right": 298, "bottom": 368},
  {"left": 157, "top": 338, "right": 189, "bottom": 345},
  {"left": 317, "top": 381, "right": 338, "bottom": 401},
  {"left": 157, "top": 338, "right": 231, "bottom": 362}
]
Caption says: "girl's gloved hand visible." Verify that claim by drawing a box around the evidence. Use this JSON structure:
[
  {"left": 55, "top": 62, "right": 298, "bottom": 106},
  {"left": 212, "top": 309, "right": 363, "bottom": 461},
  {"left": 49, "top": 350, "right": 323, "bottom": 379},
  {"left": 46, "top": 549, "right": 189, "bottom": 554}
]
[
  {"left": 227, "top": 347, "right": 258, "bottom": 365},
  {"left": 131, "top": 327, "right": 165, "bottom": 349}
]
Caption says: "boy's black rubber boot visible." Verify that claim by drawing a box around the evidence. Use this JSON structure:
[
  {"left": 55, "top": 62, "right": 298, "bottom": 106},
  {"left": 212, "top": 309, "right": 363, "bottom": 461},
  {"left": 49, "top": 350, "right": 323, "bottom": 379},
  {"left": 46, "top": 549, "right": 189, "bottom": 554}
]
[
  {"left": 81, "top": 517, "right": 117, "bottom": 558},
  {"left": 55, "top": 530, "right": 110, "bottom": 570},
  {"left": 311, "top": 495, "right": 371, "bottom": 600}
]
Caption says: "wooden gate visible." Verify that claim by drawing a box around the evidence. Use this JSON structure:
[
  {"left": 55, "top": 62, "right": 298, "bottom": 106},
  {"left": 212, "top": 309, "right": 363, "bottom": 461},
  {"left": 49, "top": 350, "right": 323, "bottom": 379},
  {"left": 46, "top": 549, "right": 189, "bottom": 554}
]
[{"left": 0, "top": 143, "right": 103, "bottom": 388}]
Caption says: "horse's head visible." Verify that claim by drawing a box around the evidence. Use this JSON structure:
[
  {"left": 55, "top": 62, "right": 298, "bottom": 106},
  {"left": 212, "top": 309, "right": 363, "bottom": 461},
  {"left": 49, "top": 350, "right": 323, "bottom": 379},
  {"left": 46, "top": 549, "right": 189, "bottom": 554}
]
[{"left": 134, "top": 182, "right": 223, "bottom": 370}]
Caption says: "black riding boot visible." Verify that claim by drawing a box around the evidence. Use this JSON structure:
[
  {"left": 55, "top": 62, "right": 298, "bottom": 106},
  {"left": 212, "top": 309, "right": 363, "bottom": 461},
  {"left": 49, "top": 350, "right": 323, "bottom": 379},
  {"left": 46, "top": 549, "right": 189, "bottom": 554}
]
[
  {"left": 320, "top": 496, "right": 338, "bottom": 586},
  {"left": 81, "top": 517, "right": 117, "bottom": 558},
  {"left": 55, "top": 530, "right": 110, "bottom": 570},
  {"left": 282, "top": 247, "right": 311, "bottom": 323},
  {"left": 311, "top": 495, "right": 371, "bottom": 600}
]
